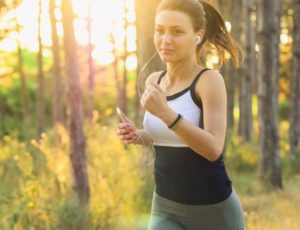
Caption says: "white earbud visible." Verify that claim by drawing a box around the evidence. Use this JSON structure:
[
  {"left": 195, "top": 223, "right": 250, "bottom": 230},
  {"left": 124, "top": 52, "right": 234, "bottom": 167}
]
[{"left": 195, "top": 35, "right": 201, "bottom": 46}]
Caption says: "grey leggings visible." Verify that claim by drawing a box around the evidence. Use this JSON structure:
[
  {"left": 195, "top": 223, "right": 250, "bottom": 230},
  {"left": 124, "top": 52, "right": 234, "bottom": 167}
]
[{"left": 148, "top": 190, "right": 244, "bottom": 230}]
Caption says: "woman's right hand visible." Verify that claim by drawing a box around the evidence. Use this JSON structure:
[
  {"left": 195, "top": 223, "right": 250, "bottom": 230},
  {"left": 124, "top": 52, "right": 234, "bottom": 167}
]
[{"left": 116, "top": 108, "right": 139, "bottom": 144}]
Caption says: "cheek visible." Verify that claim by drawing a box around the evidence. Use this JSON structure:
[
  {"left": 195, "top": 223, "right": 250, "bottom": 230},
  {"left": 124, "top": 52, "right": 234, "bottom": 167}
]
[
  {"left": 181, "top": 37, "right": 195, "bottom": 49},
  {"left": 153, "top": 34, "right": 161, "bottom": 47}
]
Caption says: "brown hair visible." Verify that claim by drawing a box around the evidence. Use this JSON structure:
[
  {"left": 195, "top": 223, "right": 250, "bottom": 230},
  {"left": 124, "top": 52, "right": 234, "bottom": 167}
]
[{"left": 156, "top": 0, "right": 243, "bottom": 68}]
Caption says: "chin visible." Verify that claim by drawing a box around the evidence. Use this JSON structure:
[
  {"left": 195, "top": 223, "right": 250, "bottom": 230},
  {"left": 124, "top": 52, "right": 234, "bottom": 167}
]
[{"left": 159, "top": 54, "right": 177, "bottom": 63}]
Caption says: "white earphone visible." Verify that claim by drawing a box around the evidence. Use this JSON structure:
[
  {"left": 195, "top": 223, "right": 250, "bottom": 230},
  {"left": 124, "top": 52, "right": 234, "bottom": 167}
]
[{"left": 195, "top": 35, "right": 201, "bottom": 46}]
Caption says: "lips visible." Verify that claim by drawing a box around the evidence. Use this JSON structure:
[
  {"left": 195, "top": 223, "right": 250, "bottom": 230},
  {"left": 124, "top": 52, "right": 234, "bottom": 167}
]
[{"left": 160, "top": 48, "right": 174, "bottom": 54}]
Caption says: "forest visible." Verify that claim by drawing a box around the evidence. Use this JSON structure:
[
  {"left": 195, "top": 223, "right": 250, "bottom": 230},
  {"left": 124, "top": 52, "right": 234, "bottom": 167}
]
[{"left": 0, "top": 0, "right": 299, "bottom": 229}]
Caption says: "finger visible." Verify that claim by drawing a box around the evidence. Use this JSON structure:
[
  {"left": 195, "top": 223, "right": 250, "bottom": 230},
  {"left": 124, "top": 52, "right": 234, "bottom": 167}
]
[
  {"left": 118, "top": 122, "right": 136, "bottom": 132},
  {"left": 118, "top": 123, "right": 130, "bottom": 129},
  {"left": 121, "top": 133, "right": 138, "bottom": 141},
  {"left": 146, "top": 86, "right": 161, "bottom": 98},
  {"left": 150, "top": 81, "right": 165, "bottom": 94},
  {"left": 116, "top": 129, "right": 129, "bottom": 136}
]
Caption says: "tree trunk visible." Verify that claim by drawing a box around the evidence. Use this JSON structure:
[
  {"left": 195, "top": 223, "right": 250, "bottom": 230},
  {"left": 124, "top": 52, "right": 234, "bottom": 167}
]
[
  {"left": 62, "top": 0, "right": 90, "bottom": 203},
  {"left": 86, "top": 1, "right": 95, "bottom": 122},
  {"left": 289, "top": 0, "right": 300, "bottom": 158},
  {"left": 37, "top": 0, "right": 45, "bottom": 136},
  {"left": 239, "top": 0, "right": 255, "bottom": 142},
  {"left": 134, "top": 0, "right": 164, "bottom": 126},
  {"left": 110, "top": 30, "right": 121, "bottom": 112},
  {"left": 217, "top": 0, "right": 237, "bottom": 134},
  {"left": 15, "top": 19, "right": 28, "bottom": 127},
  {"left": 257, "top": 0, "right": 282, "bottom": 189},
  {"left": 49, "top": 0, "right": 64, "bottom": 126},
  {"left": 120, "top": 1, "right": 129, "bottom": 115}
]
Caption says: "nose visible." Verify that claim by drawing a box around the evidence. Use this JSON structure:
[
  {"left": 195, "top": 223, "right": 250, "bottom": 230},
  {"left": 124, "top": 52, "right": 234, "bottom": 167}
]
[{"left": 161, "top": 33, "right": 172, "bottom": 44}]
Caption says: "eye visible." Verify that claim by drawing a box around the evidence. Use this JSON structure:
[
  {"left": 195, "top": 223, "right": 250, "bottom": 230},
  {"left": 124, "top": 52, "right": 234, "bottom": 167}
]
[
  {"left": 172, "top": 30, "right": 183, "bottom": 35},
  {"left": 155, "top": 28, "right": 164, "bottom": 34}
]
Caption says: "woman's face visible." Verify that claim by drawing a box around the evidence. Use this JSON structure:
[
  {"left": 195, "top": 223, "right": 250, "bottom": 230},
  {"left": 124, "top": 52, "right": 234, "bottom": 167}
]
[{"left": 154, "top": 10, "right": 196, "bottom": 63}]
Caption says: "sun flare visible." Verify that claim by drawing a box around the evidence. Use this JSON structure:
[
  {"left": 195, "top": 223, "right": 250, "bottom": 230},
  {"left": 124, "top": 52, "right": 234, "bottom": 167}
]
[{"left": 0, "top": 0, "right": 136, "bottom": 69}]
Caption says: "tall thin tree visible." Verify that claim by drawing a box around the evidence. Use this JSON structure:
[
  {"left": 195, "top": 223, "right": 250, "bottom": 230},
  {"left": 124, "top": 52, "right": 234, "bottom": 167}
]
[
  {"left": 257, "top": 0, "right": 282, "bottom": 188},
  {"left": 37, "top": 0, "right": 45, "bottom": 136},
  {"left": 14, "top": 0, "right": 28, "bottom": 128},
  {"left": 217, "top": 0, "right": 237, "bottom": 134},
  {"left": 86, "top": 0, "right": 95, "bottom": 121},
  {"left": 61, "top": 0, "right": 90, "bottom": 203},
  {"left": 289, "top": 0, "right": 300, "bottom": 158},
  {"left": 120, "top": 0, "right": 129, "bottom": 115},
  {"left": 49, "top": 0, "right": 64, "bottom": 126},
  {"left": 239, "top": 0, "right": 255, "bottom": 142}
]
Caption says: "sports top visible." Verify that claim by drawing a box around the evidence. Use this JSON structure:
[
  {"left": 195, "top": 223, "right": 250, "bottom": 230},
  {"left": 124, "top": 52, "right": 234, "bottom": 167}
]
[{"left": 143, "top": 68, "right": 232, "bottom": 205}]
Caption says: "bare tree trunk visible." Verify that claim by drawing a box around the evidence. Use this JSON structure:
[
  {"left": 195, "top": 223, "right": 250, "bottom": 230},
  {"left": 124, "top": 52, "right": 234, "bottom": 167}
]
[
  {"left": 224, "top": 63, "right": 236, "bottom": 135},
  {"left": 120, "top": 1, "right": 129, "bottom": 115},
  {"left": 62, "top": 0, "right": 90, "bottom": 203},
  {"left": 257, "top": 0, "right": 282, "bottom": 189},
  {"left": 239, "top": 0, "right": 255, "bottom": 142},
  {"left": 49, "top": 0, "right": 64, "bottom": 126},
  {"left": 86, "top": 1, "right": 95, "bottom": 122},
  {"left": 134, "top": 0, "right": 164, "bottom": 126},
  {"left": 37, "top": 0, "right": 45, "bottom": 136},
  {"left": 110, "top": 27, "right": 123, "bottom": 116},
  {"left": 289, "top": 0, "right": 300, "bottom": 158},
  {"left": 17, "top": 42, "right": 28, "bottom": 123},
  {"left": 15, "top": 17, "right": 28, "bottom": 126},
  {"left": 217, "top": 0, "right": 237, "bottom": 134}
]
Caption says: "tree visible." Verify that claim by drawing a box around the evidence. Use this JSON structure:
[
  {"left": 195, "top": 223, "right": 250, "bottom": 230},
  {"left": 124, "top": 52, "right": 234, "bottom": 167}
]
[
  {"left": 118, "top": 0, "right": 130, "bottom": 115},
  {"left": 14, "top": 0, "right": 28, "bottom": 128},
  {"left": 217, "top": 0, "right": 238, "bottom": 134},
  {"left": 49, "top": 0, "right": 64, "bottom": 126},
  {"left": 289, "top": 0, "right": 300, "bottom": 158},
  {"left": 86, "top": 0, "right": 95, "bottom": 122},
  {"left": 239, "top": 0, "right": 255, "bottom": 142},
  {"left": 257, "top": 0, "right": 282, "bottom": 189},
  {"left": 61, "top": 0, "right": 90, "bottom": 203},
  {"left": 37, "top": 0, "right": 45, "bottom": 136}
]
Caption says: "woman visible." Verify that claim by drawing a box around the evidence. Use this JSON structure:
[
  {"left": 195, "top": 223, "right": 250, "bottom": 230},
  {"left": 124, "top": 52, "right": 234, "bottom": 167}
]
[{"left": 116, "top": 0, "right": 245, "bottom": 229}]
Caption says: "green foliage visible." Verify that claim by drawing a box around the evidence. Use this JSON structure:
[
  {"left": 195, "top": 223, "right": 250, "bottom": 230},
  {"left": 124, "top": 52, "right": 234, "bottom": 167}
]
[
  {"left": 0, "top": 78, "right": 37, "bottom": 139},
  {"left": 0, "top": 119, "right": 152, "bottom": 230},
  {"left": 279, "top": 99, "right": 290, "bottom": 121},
  {"left": 225, "top": 134, "right": 260, "bottom": 172}
]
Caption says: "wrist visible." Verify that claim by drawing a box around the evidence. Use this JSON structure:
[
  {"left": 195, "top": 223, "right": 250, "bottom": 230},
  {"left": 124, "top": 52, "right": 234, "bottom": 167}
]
[
  {"left": 158, "top": 108, "right": 178, "bottom": 127},
  {"left": 168, "top": 114, "right": 183, "bottom": 130}
]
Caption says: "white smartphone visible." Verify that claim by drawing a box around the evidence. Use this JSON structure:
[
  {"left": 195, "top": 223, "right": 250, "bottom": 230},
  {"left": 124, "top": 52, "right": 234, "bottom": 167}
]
[{"left": 116, "top": 107, "right": 127, "bottom": 123}]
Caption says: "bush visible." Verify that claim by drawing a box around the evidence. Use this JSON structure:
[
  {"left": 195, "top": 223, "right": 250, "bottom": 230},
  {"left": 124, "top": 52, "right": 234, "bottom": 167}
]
[{"left": 0, "top": 118, "right": 152, "bottom": 229}]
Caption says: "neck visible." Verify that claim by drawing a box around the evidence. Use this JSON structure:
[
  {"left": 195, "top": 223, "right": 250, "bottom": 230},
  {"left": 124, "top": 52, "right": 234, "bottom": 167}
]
[{"left": 166, "top": 56, "right": 198, "bottom": 83}]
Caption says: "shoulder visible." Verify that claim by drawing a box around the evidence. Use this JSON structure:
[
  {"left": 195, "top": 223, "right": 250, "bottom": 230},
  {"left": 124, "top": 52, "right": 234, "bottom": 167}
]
[
  {"left": 145, "top": 71, "right": 165, "bottom": 87},
  {"left": 196, "top": 69, "right": 226, "bottom": 101}
]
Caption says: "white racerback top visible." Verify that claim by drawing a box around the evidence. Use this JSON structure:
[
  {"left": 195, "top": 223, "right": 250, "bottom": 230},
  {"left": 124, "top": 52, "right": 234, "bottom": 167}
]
[{"left": 143, "top": 68, "right": 209, "bottom": 147}]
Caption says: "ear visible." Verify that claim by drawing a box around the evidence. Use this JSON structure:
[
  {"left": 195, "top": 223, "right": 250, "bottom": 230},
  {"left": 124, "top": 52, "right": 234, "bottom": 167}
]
[
  {"left": 196, "top": 29, "right": 205, "bottom": 43},
  {"left": 195, "top": 35, "right": 202, "bottom": 45}
]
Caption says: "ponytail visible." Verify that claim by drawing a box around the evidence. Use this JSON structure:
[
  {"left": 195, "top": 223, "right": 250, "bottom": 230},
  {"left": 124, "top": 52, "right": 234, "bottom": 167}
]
[{"left": 198, "top": 1, "right": 244, "bottom": 68}]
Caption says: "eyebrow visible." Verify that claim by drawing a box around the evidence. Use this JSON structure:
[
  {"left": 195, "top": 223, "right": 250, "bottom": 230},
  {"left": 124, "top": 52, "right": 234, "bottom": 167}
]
[{"left": 155, "top": 25, "right": 185, "bottom": 29}]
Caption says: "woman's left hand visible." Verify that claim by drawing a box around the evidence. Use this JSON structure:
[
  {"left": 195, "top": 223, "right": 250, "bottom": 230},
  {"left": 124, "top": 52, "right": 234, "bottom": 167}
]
[{"left": 140, "top": 80, "right": 170, "bottom": 118}]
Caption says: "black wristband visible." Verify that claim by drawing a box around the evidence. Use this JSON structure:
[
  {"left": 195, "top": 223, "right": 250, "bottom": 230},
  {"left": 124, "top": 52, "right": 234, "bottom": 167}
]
[{"left": 168, "top": 114, "right": 182, "bottom": 129}]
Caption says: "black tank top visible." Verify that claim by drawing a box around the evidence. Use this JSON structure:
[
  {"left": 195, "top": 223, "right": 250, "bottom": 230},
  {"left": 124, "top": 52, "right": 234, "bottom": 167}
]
[{"left": 143, "top": 69, "right": 232, "bottom": 205}]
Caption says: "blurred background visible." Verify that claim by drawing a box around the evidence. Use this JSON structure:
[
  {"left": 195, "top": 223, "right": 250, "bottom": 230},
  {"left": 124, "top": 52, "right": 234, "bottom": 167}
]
[{"left": 0, "top": 0, "right": 299, "bottom": 229}]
